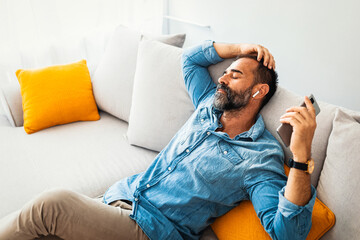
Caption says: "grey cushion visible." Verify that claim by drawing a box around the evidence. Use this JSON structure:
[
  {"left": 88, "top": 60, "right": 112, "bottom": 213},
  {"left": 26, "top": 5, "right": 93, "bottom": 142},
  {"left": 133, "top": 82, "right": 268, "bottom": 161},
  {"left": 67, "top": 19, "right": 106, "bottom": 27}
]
[
  {"left": 92, "top": 25, "right": 186, "bottom": 123},
  {"left": 126, "top": 54, "right": 235, "bottom": 152},
  {"left": 0, "top": 81, "right": 22, "bottom": 127},
  {"left": 0, "top": 113, "right": 10, "bottom": 126},
  {"left": 316, "top": 108, "right": 360, "bottom": 240},
  {"left": 127, "top": 40, "right": 194, "bottom": 152}
]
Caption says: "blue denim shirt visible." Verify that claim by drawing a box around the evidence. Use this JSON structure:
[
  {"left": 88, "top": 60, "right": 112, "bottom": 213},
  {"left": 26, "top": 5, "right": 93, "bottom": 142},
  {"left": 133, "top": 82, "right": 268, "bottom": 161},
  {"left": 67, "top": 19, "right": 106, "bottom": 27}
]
[{"left": 103, "top": 40, "right": 316, "bottom": 240}]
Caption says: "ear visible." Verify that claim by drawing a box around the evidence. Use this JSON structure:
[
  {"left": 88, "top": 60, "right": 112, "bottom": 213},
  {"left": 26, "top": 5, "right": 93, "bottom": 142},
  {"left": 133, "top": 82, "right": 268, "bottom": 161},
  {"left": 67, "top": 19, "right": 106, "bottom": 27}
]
[{"left": 252, "top": 84, "right": 269, "bottom": 99}]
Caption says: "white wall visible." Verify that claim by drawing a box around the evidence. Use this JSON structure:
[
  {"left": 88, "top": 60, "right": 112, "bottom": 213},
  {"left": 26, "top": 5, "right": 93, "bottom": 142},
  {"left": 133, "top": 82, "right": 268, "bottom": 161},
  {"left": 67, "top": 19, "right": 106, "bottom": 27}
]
[
  {"left": 0, "top": 0, "right": 163, "bottom": 87},
  {"left": 165, "top": 0, "right": 360, "bottom": 111},
  {"left": 0, "top": 0, "right": 163, "bottom": 115}
]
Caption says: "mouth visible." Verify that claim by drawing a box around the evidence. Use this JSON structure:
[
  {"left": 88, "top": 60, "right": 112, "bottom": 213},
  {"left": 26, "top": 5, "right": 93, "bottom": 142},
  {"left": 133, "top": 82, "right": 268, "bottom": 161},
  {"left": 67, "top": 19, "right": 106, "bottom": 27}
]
[{"left": 217, "top": 89, "right": 227, "bottom": 94}]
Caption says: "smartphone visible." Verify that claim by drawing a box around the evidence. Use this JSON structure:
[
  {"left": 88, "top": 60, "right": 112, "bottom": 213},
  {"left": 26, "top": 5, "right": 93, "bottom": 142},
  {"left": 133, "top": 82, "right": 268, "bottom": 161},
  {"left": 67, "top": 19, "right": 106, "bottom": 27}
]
[{"left": 276, "top": 94, "right": 320, "bottom": 147}]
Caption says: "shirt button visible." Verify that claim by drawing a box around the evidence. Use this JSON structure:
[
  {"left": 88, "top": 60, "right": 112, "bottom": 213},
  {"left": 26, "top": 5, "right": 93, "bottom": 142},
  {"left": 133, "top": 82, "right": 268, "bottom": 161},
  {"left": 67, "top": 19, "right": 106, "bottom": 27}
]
[
  {"left": 207, "top": 131, "right": 210, "bottom": 135},
  {"left": 146, "top": 184, "right": 150, "bottom": 188},
  {"left": 224, "top": 150, "right": 228, "bottom": 155},
  {"left": 134, "top": 198, "right": 138, "bottom": 202},
  {"left": 186, "top": 149, "right": 190, "bottom": 153},
  {"left": 168, "top": 167, "right": 172, "bottom": 171}
]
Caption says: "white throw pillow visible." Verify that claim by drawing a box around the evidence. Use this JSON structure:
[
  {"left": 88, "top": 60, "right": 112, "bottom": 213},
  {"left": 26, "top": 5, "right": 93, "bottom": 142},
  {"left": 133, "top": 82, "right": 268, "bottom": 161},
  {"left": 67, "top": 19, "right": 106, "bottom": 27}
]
[
  {"left": 316, "top": 108, "right": 360, "bottom": 240},
  {"left": 127, "top": 40, "right": 194, "bottom": 152},
  {"left": 92, "top": 25, "right": 186, "bottom": 122}
]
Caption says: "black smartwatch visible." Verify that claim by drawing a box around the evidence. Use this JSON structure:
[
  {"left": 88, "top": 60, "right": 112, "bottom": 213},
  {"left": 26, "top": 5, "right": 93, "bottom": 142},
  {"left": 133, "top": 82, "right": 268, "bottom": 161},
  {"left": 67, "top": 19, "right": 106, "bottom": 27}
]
[{"left": 288, "top": 158, "right": 314, "bottom": 174}]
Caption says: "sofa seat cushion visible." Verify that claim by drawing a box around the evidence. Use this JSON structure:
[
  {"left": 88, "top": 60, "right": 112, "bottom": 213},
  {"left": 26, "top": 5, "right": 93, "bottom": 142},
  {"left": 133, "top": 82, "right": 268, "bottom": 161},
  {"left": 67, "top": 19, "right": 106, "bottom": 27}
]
[{"left": 0, "top": 111, "right": 158, "bottom": 218}]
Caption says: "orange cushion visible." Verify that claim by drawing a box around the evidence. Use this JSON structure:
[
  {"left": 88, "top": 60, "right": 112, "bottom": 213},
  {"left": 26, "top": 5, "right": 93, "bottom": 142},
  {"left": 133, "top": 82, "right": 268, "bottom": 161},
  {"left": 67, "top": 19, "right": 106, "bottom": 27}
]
[
  {"left": 16, "top": 59, "right": 100, "bottom": 134},
  {"left": 211, "top": 165, "right": 335, "bottom": 240}
]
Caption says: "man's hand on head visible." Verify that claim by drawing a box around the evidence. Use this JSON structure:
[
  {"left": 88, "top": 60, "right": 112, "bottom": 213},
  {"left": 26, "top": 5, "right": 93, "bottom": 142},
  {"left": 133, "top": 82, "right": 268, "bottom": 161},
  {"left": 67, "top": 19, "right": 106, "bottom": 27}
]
[
  {"left": 279, "top": 96, "right": 317, "bottom": 162},
  {"left": 237, "top": 44, "right": 276, "bottom": 70},
  {"left": 213, "top": 42, "right": 275, "bottom": 69}
]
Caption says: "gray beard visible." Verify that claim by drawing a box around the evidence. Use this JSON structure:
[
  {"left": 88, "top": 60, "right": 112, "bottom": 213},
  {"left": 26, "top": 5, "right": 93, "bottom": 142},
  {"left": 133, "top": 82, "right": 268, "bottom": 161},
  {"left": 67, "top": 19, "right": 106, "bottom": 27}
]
[{"left": 213, "top": 84, "right": 253, "bottom": 111}]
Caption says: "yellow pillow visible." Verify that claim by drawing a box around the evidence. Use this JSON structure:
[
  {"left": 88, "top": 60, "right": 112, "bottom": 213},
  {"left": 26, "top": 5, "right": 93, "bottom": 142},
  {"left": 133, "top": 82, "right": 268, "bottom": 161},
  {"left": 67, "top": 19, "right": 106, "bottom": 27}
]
[
  {"left": 211, "top": 165, "right": 335, "bottom": 240},
  {"left": 16, "top": 59, "right": 100, "bottom": 134}
]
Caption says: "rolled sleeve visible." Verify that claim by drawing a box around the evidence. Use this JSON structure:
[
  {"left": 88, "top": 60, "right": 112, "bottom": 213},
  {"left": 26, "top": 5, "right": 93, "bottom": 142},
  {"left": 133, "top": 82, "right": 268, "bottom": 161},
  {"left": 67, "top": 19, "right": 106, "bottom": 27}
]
[
  {"left": 181, "top": 40, "right": 223, "bottom": 108},
  {"left": 202, "top": 40, "right": 224, "bottom": 65},
  {"left": 245, "top": 155, "right": 316, "bottom": 240},
  {"left": 278, "top": 185, "right": 316, "bottom": 219}
]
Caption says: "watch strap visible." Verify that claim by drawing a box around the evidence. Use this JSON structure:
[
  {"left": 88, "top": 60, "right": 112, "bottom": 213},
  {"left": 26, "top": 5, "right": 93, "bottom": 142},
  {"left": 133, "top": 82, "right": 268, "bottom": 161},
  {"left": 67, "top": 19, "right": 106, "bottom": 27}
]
[{"left": 288, "top": 158, "right": 308, "bottom": 171}]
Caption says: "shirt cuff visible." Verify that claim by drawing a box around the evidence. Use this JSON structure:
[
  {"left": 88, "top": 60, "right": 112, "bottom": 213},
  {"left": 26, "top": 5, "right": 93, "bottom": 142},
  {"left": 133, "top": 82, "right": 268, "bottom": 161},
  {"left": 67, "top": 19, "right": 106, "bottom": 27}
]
[
  {"left": 202, "top": 40, "right": 224, "bottom": 65},
  {"left": 278, "top": 185, "right": 316, "bottom": 219}
]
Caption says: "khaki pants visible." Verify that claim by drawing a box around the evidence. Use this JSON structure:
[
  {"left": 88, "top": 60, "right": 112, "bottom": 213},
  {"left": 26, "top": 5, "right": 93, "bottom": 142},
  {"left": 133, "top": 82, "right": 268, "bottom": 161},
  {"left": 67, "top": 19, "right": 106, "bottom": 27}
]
[{"left": 0, "top": 189, "right": 149, "bottom": 240}]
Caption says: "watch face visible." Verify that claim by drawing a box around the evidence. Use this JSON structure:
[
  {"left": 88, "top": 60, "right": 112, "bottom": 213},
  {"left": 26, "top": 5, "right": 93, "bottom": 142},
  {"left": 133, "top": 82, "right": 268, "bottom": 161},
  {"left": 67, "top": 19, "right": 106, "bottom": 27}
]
[{"left": 307, "top": 159, "right": 315, "bottom": 174}]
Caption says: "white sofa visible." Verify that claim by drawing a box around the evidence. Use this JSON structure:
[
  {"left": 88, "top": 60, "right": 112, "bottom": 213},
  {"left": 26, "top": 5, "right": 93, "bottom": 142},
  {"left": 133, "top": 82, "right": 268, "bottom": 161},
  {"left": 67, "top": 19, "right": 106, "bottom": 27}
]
[{"left": 0, "top": 25, "right": 359, "bottom": 240}]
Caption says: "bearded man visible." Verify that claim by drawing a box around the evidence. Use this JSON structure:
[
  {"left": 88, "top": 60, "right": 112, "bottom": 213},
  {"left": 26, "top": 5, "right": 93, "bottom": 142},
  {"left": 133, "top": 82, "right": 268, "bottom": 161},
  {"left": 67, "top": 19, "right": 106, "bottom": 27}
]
[{"left": 0, "top": 41, "right": 317, "bottom": 240}]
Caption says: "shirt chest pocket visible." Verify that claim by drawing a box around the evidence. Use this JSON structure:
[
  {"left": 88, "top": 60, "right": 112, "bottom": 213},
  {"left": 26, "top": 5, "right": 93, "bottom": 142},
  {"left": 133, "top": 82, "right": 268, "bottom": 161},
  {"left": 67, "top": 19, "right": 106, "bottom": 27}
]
[{"left": 195, "top": 140, "right": 244, "bottom": 184}]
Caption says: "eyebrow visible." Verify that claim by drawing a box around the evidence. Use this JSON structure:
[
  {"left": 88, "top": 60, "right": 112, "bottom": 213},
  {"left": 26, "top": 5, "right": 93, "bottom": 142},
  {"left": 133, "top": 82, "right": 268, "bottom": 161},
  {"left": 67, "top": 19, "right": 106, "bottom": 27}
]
[{"left": 224, "top": 69, "right": 243, "bottom": 74}]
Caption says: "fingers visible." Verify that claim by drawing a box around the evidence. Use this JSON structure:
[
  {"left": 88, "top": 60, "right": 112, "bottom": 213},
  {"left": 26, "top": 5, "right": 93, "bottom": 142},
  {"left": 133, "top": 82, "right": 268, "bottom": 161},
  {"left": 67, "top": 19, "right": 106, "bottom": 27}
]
[
  {"left": 268, "top": 55, "right": 275, "bottom": 70},
  {"left": 279, "top": 117, "right": 299, "bottom": 126},
  {"left": 304, "top": 96, "right": 316, "bottom": 118},
  {"left": 286, "top": 106, "right": 312, "bottom": 121},
  {"left": 240, "top": 44, "right": 275, "bottom": 69},
  {"left": 280, "top": 112, "right": 306, "bottom": 123},
  {"left": 256, "top": 46, "right": 264, "bottom": 62},
  {"left": 281, "top": 96, "right": 317, "bottom": 130},
  {"left": 262, "top": 48, "right": 270, "bottom": 68},
  {"left": 256, "top": 45, "right": 275, "bottom": 70},
  {"left": 286, "top": 97, "right": 316, "bottom": 119}
]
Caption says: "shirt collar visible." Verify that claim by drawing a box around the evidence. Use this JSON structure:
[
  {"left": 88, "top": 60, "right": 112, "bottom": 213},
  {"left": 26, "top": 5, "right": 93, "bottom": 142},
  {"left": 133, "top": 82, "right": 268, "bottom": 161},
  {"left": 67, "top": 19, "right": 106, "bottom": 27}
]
[
  {"left": 211, "top": 105, "right": 223, "bottom": 118},
  {"left": 211, "top": 105, "right": 265, "bottom": 142}
]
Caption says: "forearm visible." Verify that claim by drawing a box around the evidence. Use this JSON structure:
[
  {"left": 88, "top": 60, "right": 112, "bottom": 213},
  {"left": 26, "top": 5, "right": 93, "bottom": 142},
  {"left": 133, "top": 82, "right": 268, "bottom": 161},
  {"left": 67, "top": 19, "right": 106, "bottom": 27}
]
[
  {"left": 213, "top": 42, "right": 242, "bottom": 59},
  {"left": 271, "top": 185, "right": 315, "bottom": 240},
  {"left": 284, "top": 156, "right": 312, "bottom": 206},
  {"left": 248, "top": 177, "right": 315, "bottom": 240},
  {"left": 181, "top": 41, "right": 222, "bottom": 108},
  {"left": 280, "top": 96, "right": 317, "bottom": 206}
]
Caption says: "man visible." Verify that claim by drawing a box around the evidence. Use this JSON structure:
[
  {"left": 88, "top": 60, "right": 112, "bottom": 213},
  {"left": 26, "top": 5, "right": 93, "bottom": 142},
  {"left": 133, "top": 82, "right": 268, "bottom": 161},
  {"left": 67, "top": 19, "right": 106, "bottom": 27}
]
[{"left": 0, "top": 41, "right": 316, "bottom": 240}]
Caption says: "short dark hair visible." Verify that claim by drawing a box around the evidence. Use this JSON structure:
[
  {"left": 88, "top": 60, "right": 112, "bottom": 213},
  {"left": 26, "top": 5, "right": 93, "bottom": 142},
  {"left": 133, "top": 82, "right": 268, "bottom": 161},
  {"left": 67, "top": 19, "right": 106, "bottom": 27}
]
[{"left": 235, "top": 54, "right": 278, "bottom": 110}]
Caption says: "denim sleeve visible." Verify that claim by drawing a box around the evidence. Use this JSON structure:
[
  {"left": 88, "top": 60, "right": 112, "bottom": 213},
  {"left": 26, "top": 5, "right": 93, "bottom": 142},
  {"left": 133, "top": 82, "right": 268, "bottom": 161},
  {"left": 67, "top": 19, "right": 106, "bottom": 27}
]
[
  {"left": 245, "top": 162, "right": 316, "bottom": 240},
  {"left": 181, "top": 40, "right": 223, "bottom": 108}
]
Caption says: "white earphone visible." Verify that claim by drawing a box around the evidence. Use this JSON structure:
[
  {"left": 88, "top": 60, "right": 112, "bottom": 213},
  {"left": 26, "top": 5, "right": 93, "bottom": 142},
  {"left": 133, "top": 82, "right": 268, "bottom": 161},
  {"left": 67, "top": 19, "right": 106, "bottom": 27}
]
[{"left": 252, "top": 90, "right": 260, "bottom": 98}]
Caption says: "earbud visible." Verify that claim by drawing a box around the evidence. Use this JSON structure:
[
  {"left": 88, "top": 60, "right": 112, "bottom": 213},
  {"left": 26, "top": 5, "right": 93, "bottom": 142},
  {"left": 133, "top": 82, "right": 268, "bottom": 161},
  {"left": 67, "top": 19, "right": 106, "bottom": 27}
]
[{"left": 252, "top": 90, "right": 260, "bottom": 98}]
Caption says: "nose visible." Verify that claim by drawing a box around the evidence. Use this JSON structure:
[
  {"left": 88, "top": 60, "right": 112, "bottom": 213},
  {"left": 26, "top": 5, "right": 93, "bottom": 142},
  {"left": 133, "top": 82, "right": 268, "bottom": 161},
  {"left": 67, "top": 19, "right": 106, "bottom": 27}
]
[{"left": 218, "top": 73, "right": 229, "bottom": 85}]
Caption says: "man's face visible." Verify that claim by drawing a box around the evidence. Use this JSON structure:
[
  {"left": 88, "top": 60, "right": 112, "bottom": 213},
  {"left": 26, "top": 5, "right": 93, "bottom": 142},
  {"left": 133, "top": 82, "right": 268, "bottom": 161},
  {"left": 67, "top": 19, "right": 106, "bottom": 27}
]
[{"left": 213, "top": 58, "right": 258, "bottom": 111}]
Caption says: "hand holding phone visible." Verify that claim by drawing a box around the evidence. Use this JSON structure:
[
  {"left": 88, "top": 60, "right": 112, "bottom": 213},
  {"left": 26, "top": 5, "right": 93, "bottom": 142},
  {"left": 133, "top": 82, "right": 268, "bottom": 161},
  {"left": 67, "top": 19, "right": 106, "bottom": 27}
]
[{"left": 276, "top": 94, "right": 320, "bottom": 147}]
